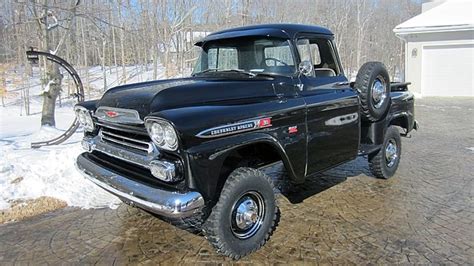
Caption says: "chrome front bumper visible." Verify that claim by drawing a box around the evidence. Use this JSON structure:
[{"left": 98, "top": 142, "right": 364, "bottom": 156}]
[{"left": 76, "top": 153, "right": 204, "bottom": 218}]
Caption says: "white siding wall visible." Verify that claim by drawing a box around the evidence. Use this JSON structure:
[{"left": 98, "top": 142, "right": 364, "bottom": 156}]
[{"left": 403, "top": 30, "right": 474, "bottom": 97}]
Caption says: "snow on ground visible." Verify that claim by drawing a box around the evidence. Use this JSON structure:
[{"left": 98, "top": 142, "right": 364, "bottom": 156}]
[
  {"left": 0, "top": 128, "right": 121, "bottom": 210},
  {"left": 0, "top": 108, "right": 121, "bottom": 210},
  {"left": 0, "top": 64, "right": 169, "bottom": 210},
  {"left": 0, "top": 101, "right": 121, "bottom": 210}
]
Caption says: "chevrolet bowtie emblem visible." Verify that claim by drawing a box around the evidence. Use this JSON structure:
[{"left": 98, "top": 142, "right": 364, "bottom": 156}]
[{"left": 105, "top": 111, "right": 119, "bottom": 118}]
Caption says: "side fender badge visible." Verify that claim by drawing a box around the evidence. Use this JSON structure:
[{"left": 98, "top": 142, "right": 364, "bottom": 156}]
[
  {"left": 288, "top": 126, "right": 298, "bottom": 134},
  {"left": 259, "top": 117, "right": 272, "bottom": 127},
  {"left": 197, "top": 117, "right": 272, "bottom": 138}
]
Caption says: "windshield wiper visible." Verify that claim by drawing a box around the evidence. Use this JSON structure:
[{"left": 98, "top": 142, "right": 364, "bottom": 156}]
[
  {"left": 193, "top": 68, "right": 276, "bottom": 79},
  {"left": 192, "top": 68, "right": 219, "bottom": 76},
  {"left": 194, "top": 68, "right": 253, "bottom": 76},
  {"left": 219, "top": 69, "right": 257, "bottom": 77}
]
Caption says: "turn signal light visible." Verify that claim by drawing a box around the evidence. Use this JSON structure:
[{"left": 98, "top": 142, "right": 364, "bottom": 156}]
[{"left": 149, "top": 160, "right": 181, "bottom": 182}]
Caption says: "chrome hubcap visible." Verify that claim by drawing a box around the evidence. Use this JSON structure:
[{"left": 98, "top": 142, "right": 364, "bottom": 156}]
[
  {"left": 372, "top": 77, "right": 387, "bottom": 109},
  {"left": 385, "top": 139, "right": 398, "bottom": 167},
  {"left": 231, "top": 191, "right": 265, "bottom": 239}
]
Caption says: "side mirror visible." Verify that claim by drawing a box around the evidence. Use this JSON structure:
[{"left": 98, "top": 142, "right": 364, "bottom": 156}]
[{"left": 298, "top": 60, "right": 313, "bottom": 76}]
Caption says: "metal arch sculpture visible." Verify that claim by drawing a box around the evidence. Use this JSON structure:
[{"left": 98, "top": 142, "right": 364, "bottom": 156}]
[{"left": 26, "top": 48, "right": 85, "bottom": 148}]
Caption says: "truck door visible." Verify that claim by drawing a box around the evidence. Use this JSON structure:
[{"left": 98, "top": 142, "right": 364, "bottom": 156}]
[{"left": 296, "top": 37, "right": 360, "bottom": 176}]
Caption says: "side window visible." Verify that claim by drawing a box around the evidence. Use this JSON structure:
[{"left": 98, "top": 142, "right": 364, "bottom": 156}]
[
  {"left": 208, "top": 47, "right": 238, "bottom": 70},
  {"left": 313, "top": 39, "right": 339, "bottom": 77},
  {"left": 297, "top": 37, "right": 340, "bottom": 78},
  {"left": 297, "top": 39, "right": 312, "bottom": 63},
  {"left": 297, "top": 40, "right": 321, "bottom": 66},
  {"left": 296, "top": 39, "right": 316, "bottom": 76},
  {"left": 310, "top": 44, "right": 321, "bottom": 65}
]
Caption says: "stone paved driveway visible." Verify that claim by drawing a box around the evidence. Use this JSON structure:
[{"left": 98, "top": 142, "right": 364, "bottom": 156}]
[{"left": 1, "top": 98, "right": 473, "bottom": 264}]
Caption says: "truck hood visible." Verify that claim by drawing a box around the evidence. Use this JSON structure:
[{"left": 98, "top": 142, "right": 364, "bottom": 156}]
[{"left": 97, "top": 77, "right": 282, "bottom": 119}]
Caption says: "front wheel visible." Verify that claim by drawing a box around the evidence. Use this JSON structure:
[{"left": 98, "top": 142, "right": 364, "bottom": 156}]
[
  {"left": 369, "top": 126, "right": 402, "bottom": 179},
  {"left": 203, "top": 167, "right": 279, "bottom": 259}
]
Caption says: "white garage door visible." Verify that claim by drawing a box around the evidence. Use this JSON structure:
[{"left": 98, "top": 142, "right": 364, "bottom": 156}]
[{"left": 422, "top": 44, "right": 474, "bottom": 96}]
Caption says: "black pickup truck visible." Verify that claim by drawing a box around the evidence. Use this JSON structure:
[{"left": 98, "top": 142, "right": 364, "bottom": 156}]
[{"left": 75, "top": 24, "right": 417, "bottom": 259}]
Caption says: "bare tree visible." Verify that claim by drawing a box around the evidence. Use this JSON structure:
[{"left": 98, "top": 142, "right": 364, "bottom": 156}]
[
  {"left": 0, "top": 0, "right": 421, "bottom": 93},
  {"left": 27, "top": 0, "right": 80, "bottom": 126}
]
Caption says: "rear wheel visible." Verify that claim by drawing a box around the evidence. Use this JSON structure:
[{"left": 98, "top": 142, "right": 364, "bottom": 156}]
[
  {"left": 203, "top": 167, "right": 279, "bottom": 259},
  {"left": 369, "top": 126, "right": 401, "bottom": 179},
  {"left": 355, "top": 62, "right": 391, "bottom": 122}
]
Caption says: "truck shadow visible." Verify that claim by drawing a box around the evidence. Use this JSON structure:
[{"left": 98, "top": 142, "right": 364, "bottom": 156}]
[
  {"left": 263, "top": 157, "right": 371, "bottom": 204},
  {"left": 145, "top": 157, "right": 371, "bottom": 235}
]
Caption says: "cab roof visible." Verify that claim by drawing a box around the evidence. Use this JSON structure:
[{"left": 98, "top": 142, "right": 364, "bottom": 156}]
[{"left": 196, "top": 23, "right": 333, "bottom": 46}]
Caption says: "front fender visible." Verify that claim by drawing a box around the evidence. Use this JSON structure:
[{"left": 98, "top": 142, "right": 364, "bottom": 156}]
[
  {"left": 147, "top": 97, "right": 307, "bottom": 201},
  {"left": 75, "top": 99, "right": 99, "bottom": 112},
  {"left": 185, "top": 132, "right": 300, "bottom": 201}
]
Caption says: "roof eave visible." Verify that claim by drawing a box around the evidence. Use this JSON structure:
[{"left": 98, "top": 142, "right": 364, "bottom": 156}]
[{"left": 394, "top": 24, "right": 474, "bottom": 37}]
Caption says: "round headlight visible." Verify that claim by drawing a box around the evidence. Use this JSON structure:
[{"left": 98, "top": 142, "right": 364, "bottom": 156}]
[
  {"left": 150, "top": 122, "right": 165, "bottom": 145},
  {"left": 77, "top": 111, "right": 87, "bottom": 124},
  {"left": 84, "top": 114, "right": 94, "bottom": 130},
  {"left": 146, "top": 119, "right": 178, "bottom": 151},
  {"left": 75, "top": 107, "right": 95, "bottom": 132},
  {"left": 163, "top": 124, "right": 178, "bottom": 149}
]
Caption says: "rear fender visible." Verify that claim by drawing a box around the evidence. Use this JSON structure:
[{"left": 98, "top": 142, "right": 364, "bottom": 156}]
[
  {"left": 361, "top": 88, "right": 416, "bottom": 146},
  {"left": 361, "top": 109, "right": 415, "bottom": 146}
]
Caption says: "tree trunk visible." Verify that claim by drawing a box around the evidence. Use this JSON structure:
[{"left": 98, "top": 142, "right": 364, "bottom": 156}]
[
  {"left": 41, "top": 62, "right": 63, "bottom": 126},
  {"left": 80, "top": 17, "right": 89, "bottom": 98},
  {"left": 102, "top": 39, "right": 107, "bottom": 91},
  {"left": 119, "top": 1, "right": 126, "bottom": 83},
  {"left": 40, "top": 0, "right": 58, "bottom": 126}
]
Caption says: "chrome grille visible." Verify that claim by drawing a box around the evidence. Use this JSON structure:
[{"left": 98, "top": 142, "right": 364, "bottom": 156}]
[{"left": 99, "top": 126, "right": 153, "bottom": 154}]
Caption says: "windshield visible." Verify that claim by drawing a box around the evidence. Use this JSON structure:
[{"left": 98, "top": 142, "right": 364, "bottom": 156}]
[{"left": 192, "top": 37, "right": 296, "bottom": 77}]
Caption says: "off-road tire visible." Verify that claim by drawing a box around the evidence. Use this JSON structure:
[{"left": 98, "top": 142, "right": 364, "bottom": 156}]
[
  {"left": 203, "top": 167, "right": 279, "bottom": 259},
  {"left": 139, "top": 207, "right": 208, "bottom": 234},
  {"left": 355, "top": 62, "right": 391, "bottom": 122},
  {"left": 369, "top": 126, "right": 401, "bottom": 179},
  {"left": 166, "top": 212, "right": 207, "bottom": 234}
]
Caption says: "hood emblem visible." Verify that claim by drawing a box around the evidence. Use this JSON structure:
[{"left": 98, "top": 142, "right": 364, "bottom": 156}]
[
  {"left": 95, "top": 107, "right": 143, "bottom": 124},
  {"left": 105, "top": 111, "right": 119, "bottom": 118}
]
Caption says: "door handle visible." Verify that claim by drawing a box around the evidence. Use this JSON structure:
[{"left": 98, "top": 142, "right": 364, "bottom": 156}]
[
  {"left": 295, "top": 83, "right": 304, "bottom": 91},
  {"left": 335, "top": 81, "right": 350, "bottom": 86}
]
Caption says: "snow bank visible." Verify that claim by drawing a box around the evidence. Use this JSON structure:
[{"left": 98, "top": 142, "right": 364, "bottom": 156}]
[
  {"left": 0, "top": 64, "right": 174, "bottom": 211},
  {"left": 0, "top": 66, "right": 127, "bottom": 210},
  {"left": 0, "top": 126, "right": 120, "bottom": 210}
]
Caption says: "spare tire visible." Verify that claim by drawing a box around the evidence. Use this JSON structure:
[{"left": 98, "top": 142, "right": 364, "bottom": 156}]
[{"left": 354, "top": 62, "right": 391, "bottom": 122}]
